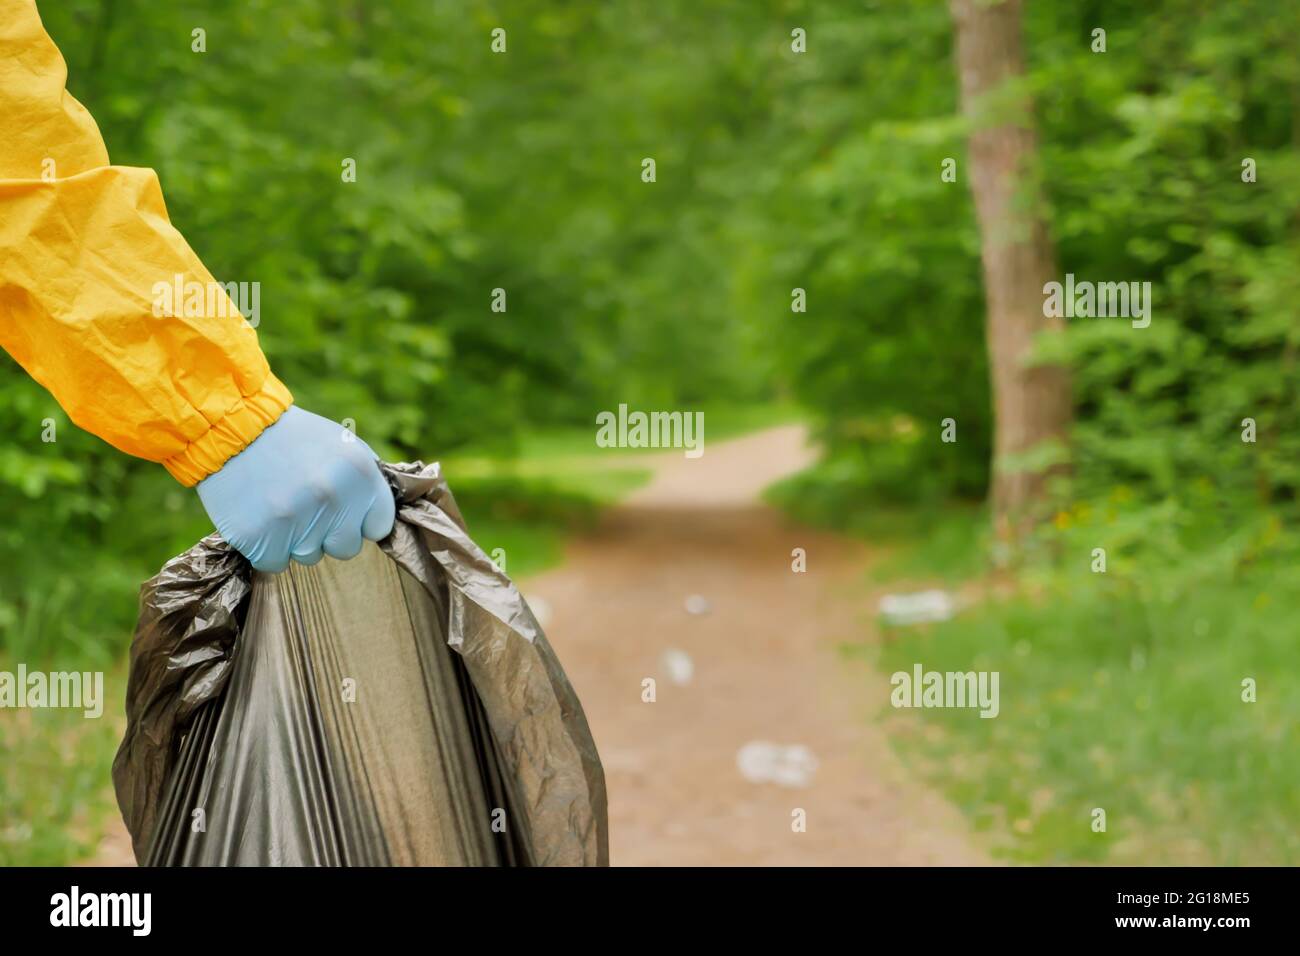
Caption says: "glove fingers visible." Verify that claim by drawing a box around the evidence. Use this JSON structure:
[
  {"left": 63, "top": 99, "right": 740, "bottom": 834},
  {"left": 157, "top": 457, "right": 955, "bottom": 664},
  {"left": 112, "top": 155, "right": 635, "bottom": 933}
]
[
  {"left": 247, "top": 521, "right": 293, "bottom": 573},
  {"left": 291, "top": 543, "right": 326, "bottom": 566},
  {"left": 361, "top": 478, "right": 396, "bottom": 542},
  {"left": 323, "top": 521, "right": 365, "bottom": 560},
  {"left": 248, "top": 548, "right": 289, "bottom": 572}
]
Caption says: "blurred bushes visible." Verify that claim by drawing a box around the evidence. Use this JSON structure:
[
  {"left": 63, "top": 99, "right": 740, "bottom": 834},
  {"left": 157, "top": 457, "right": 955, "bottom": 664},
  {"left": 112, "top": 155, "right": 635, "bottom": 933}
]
[
  {"left": 750, "top": 0, "right": 1300, "bottom": 543},
  {"left": 2, "top": 0, "right": 781, "bottom": 656},
  {"left": 5, "top": 0, "right": 1300, "bottom": 660}
]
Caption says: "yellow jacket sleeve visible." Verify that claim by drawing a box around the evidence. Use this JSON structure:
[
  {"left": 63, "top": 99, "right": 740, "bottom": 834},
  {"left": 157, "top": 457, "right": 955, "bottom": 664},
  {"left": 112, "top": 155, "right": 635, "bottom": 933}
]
[{"left": 0, "top": 0, "right": 292, "bottom": 486}]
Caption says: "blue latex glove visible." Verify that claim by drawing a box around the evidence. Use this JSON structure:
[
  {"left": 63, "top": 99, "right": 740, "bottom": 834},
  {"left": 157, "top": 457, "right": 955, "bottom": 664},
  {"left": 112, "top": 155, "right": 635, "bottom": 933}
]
[{"left": 196, "top": 406, "right": 396, "bottom": 572}]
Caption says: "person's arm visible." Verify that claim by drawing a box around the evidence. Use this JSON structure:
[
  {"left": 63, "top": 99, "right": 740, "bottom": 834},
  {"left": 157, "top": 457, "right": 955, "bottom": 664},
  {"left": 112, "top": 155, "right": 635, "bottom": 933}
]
[
  {"left": 0, "top": 0, "right": 394, "bottom": 570},
  {"left": 0, "top": 0, "right": 290, "bottom": 485}
]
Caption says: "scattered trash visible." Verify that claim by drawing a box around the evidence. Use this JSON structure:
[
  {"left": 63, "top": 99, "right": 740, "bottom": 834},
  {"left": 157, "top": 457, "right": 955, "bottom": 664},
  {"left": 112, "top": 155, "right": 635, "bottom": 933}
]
[
  {"left": 736, "top": 741, "right": 819, "bottom": 788},
  {"left": 878, "top": 589, "right": 956, "bottom": 626},
  {"left": 684, "top": 594, "right": 711, "bottom": 616},
  {"left": 659, "top": 648, "right": 694, "bottom": 686}
]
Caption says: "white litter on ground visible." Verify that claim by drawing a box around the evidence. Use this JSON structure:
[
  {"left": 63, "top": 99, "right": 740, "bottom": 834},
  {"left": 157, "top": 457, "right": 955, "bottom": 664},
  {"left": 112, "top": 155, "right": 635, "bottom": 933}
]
[
  {"left": 736, "top": 741, "right": 819, "bottom": 788},
  {"left": 684, "top": 594, "right": 712, "bottom": 616},
  {"left": 878, "top": 589, "right": 956, "bottom": 626},
  {"left": 659, "top": 648, "right": 694, "bottom": 686}
]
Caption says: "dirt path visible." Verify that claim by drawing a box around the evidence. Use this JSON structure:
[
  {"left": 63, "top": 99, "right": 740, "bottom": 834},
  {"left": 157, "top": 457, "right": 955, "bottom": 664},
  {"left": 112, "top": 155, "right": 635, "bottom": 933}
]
[
  {"left": 528, "top": 425, "right": 987, "bottom": 865},
  {"left": 85, "top": 424, "right": 986, "bottom": 866}
]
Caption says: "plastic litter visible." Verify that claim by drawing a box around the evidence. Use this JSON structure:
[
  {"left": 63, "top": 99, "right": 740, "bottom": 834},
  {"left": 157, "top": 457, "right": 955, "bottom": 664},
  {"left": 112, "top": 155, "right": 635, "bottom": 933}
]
[
  {"left": 659, "top": 648, "right": 694, "bottom": 686},
  {"left": 736, "top": 741, "right": 819, "bottom": 788},
  {"left": 684, "top": 594, "right": 711, "bottom": 616},
  {"left": 878, "top": 589, "right": 956, "bottom": 626}
]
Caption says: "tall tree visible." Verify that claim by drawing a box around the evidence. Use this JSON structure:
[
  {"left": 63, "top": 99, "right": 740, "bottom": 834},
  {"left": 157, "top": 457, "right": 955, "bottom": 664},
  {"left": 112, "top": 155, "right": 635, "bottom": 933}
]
[{"left": 950, "top": 0, "right": 1072, "bottom": 541}]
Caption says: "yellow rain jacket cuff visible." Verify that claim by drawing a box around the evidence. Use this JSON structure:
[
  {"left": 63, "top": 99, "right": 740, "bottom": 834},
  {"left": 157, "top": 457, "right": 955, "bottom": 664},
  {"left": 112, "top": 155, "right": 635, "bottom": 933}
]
[{"left": 162, "top": 374, "right": 294, "bottom": 487}]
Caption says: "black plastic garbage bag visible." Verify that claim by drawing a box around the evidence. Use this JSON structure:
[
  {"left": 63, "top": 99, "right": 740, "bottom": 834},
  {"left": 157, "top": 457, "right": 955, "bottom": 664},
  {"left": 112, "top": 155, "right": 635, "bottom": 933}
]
[{"left": 112, "top": 462, "right": 607, "bottom": 866}]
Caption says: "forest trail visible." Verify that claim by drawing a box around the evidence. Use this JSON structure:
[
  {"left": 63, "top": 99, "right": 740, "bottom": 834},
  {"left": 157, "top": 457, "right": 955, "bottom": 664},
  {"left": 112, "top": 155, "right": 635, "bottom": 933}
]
[
  {"left": 529, "top": 424, "right": 989, "bottom": 865},
  {"left": 84, "top": 424, "right": 988, "bottom": 866}
]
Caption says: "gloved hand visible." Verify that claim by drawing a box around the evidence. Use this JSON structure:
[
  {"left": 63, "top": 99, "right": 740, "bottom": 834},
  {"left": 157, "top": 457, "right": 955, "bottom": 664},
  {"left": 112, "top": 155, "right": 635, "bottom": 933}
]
[{"left": 196, "top": 406, "right": 396, "bottom": 572}]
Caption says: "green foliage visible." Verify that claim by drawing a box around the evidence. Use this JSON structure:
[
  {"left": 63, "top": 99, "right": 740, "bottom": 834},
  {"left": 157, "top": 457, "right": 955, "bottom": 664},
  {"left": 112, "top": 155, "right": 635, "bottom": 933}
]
[
  {"left": 1028, "top": 0, "right": 1300, "bottom": 514},
  {"left": 2, "top": 1, "right": 790, "bottom": 659},
  {"left": 877, "top": 504, "right": 1300, "bottom": 864}
]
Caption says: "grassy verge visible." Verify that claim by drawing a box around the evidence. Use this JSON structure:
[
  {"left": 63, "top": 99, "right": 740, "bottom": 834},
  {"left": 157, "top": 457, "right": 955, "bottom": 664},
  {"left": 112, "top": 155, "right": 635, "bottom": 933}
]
[
  {"left": 875, "top": 566, "right": 1300, "bottom": 865},
  {"left": 766, "top": 454, "right": 990, "bottom": 584},
  {"left": 448, "top": 400, "right": 800, "bottom": 575},
  {"left": 0, "top": 659, "right": 127, "bottom": 866},
  {"left": 771, "top": 457, "right": 1300, "bottom": 865},
  {"left": 449, "top": 475, "right": 615, "bottom": 578}
]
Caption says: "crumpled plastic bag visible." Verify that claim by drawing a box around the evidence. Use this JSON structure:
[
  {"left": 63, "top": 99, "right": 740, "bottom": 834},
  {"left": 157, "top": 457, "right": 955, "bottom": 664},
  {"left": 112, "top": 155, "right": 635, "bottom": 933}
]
[{"left": 111, "top": 462, "right": 608, "bottom": 866}]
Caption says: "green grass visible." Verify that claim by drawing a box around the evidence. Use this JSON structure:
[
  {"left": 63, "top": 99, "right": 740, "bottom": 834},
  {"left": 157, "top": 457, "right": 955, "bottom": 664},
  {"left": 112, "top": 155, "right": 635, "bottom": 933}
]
[
  {"left": 772, "top": 455, "right": 1300, "bottom": 865},
  {"left": 446, "top": 401, "right": 800, "bottom": 575},
  {"left": 443, "top": 401, "right": 800, "bottom": 500},
  {"left": 449, "top": 474, "right": 612, "bottom": 578},
  {"left": 0, "top": 659, "right": 127, "bottom": 866},
  {"left": 508, "top": 401, "right": 803, "bottom": 462},
  {"left": 874, "top": 564, "right": 1300, "bottom": 865},
  {"left": 765, "top": 455, "right": 989, "bottom": 583}
]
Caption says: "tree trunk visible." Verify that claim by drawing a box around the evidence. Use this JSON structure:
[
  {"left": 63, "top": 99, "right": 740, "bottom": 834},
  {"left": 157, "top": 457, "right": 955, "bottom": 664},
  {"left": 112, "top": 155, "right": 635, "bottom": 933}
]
[{"left": 950, "top": 0, "right": 1072, "bottom": 543}]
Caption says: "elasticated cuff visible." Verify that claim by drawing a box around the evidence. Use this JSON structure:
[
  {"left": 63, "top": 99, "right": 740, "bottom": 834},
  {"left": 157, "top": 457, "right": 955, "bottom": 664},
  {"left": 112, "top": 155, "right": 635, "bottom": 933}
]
[{"left": 162, "top": 374, "right": 294, "bottom": 486}]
